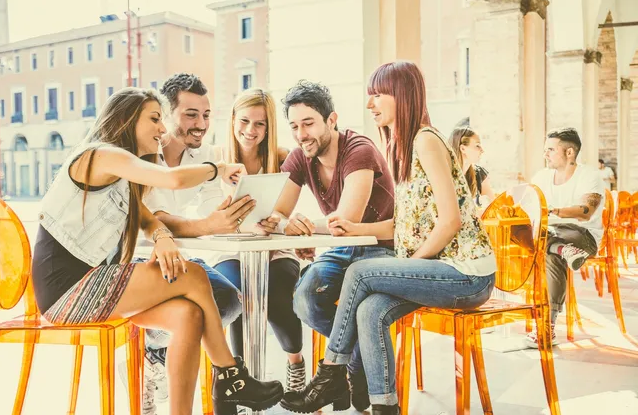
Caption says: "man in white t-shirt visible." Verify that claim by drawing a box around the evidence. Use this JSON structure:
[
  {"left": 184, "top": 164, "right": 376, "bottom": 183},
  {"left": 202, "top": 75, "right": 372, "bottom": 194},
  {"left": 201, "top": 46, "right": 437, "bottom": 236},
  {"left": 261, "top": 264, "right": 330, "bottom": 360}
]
[
  {"left": 528, "top": 127, "right": 605, "bottom": 347},
  {"left": 129, "top": 74, "right": 255, "bottom": 415},
  {"left": 598, "top": 158, "right": 616, "bottom": 191}
]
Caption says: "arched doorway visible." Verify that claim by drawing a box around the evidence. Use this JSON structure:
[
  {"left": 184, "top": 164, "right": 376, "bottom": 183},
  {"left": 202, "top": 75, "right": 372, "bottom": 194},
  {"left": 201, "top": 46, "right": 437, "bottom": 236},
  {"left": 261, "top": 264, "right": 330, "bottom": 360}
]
[
  {"left": 49, "top": 132, "right": 64, "bottom": 150},
  {"left": 13, "top": 134, "right": 30, "bottom": 196}
]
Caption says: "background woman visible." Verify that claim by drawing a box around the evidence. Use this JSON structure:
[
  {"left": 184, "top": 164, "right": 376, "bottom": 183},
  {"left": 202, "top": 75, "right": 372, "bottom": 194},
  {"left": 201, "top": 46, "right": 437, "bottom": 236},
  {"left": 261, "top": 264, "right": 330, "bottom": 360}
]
[
  {"left": 449, "top": 126, "right": 496, "bottom": 207},
  {"left": 280, "top": 62, "right": 496, "bottom": 415},
  {"left": 32, "top": 87, "right": 283, "bottom": 415},
  {"left": 212, "top": 88, "right": 306, "bottom": 393}
]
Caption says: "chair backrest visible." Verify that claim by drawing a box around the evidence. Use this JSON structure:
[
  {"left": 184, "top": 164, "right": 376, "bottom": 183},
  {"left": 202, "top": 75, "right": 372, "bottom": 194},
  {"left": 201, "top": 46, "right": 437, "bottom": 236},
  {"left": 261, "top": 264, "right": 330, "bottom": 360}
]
[
  {"left": 598, "top": 189, "right": 614, "bottom": 256},
  {"left": 0, "top": 199, "right": 36, "bottom": 315},
  {"left": 632, "top": 192, "right": 638, "bottom": 230},
  {"left": 616, "top": 191, "right": 632, "bottom": 229},
  {"left": 481, "top": 184, "right": 548, "bottom": 294}
]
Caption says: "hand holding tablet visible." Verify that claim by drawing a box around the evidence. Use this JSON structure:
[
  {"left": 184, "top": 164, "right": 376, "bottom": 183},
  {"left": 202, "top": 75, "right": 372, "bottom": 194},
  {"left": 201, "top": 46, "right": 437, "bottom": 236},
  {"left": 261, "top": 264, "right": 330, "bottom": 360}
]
[{"left": 230, "top": 173, "right": 290, "bottom": 232}]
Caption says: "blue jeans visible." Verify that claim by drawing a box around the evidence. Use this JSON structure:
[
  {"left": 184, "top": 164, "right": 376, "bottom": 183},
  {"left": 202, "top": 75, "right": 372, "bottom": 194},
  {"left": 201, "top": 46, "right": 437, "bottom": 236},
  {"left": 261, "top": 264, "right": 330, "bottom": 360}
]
[
  {"left": 214, "top": 258, "right": 302, "bottom": 357},
  {"left": 292, "top": 246, "right": 394, "bottom": 374},
  {"left": 134, "top": 257, "right": 242, "bottom": 350},
  {"left": 323, "top": 257, "right": 495, "bottom": 405}
]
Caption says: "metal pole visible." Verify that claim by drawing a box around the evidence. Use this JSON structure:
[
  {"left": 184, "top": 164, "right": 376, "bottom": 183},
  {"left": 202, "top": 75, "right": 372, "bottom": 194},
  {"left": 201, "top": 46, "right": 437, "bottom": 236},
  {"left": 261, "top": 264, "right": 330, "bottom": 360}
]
[
  {"left": 137, "top": 12, "right": 142, "bottom": 87},
  {"left": 126, "top": 0, "right": 132, "bottom": 87}
]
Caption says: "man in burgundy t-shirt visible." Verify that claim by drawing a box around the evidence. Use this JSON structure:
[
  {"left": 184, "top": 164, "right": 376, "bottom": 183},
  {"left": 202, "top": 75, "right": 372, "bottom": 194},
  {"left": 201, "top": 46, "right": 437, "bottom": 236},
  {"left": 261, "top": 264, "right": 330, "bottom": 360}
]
[{"left": 274, "top": 80, "right": 395, "bottom": 411}]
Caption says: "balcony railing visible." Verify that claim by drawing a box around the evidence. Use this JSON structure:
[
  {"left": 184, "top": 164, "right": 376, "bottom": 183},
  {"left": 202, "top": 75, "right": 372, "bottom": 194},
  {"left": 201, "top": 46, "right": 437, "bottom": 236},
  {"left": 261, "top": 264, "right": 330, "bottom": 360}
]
[
  {"left": 11, "top": 112, "right": 23, "bottom": 123},
  {"left": 82, "top": 106, "right": 96, "bottom": 118},
  {"left": 45, "top": 109, "right": 58, "bottom": 121}
]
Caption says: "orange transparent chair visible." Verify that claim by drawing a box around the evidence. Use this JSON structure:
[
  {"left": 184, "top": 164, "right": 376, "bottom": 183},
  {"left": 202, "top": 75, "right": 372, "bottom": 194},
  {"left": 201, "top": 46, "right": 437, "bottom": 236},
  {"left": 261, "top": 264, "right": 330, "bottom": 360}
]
[
  {"left": 0, "top": 199, "right": 142, "bottom": 415},
  {"left": 565, "top": 189, "right": 625, "bottom": 341},
  {"left": 615, "top": 191, "right": 638, "bottom": 268},
  {"left": 395, "top": 184, "right": 560, "bottom": 415}
]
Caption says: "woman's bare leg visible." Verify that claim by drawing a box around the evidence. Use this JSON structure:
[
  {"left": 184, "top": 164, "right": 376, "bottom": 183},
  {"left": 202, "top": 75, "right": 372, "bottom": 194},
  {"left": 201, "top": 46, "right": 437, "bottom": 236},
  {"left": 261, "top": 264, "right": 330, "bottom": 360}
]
[
  {"left": 109, "top": 261, "right": 235, "bottom": 367},
  {"left": 129, "top": 298, "right": 203, "bottom": 415}
]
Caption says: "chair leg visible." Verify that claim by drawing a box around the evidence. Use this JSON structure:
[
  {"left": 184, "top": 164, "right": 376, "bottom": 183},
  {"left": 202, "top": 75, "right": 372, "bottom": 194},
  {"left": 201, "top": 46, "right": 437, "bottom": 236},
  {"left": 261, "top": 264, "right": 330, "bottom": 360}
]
[
  {"left": 312, "top": 331, "right": 325, "bottom": 377},
  {"left": 607, "top": 260, "right": 627, "bottom": 334},
  {"left": 471, "top": 322, "right": 493, "bottom": 415},
  {"left": 566, "top": 270, "right": 575, "bottom": 342},
  {"left": 126, "top": 328, "right": 142, "bottom": 415},
  {"left": 12, "top": 337, "right": 37, "bottom": 415},
  {"left": 396, "top": 317, "right": 413, "bottom": 415},
  {"left": 67, "top": 343, "right": 84, "bottom": 415},
  {"left": 534, "top": 307, "right": 562, "bottom": 415},
  {"left": 98, "top": 329, "right": 116, "bottom": 415},
  {"left": 454, "top": 316, "right": 472, "bottom": 415},
  {"left": 413, "top": 324, "right": 423, "bottom": 391},
  {"left": 200, "top": 347, "right": 214, "bottom": 415}
]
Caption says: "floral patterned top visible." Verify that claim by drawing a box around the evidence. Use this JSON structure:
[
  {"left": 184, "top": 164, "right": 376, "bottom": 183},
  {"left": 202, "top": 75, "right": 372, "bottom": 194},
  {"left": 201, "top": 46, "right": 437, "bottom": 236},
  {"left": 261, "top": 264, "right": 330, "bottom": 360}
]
[{"left": 394, "top": 127, "right": 496, "bottom": 276}]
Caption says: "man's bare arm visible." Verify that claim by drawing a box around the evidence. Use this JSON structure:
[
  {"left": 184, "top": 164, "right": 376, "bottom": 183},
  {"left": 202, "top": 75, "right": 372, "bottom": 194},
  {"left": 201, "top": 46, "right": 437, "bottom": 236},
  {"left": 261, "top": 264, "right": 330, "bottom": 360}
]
[{"left": 551, "top": 193, "right": 602, "bottom": 221}]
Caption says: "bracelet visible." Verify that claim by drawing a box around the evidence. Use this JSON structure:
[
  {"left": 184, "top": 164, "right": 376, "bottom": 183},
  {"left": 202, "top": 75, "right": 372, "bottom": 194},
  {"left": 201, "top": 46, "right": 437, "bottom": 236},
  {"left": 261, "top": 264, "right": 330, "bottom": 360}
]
[
  {"left": 154, "top": 234, "right": 174, "bottom": 242},
  {"left": 152, "top": 227, "right": 173, "bottom": 243},
  {"left": 202, "top": 162, "right": 218, "bottom": 182}
]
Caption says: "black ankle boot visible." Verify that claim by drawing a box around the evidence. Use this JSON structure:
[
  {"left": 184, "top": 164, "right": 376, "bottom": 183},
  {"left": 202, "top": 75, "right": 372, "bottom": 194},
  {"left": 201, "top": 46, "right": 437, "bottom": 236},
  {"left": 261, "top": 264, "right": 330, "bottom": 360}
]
[
  {"left": 349, "top": 368, "right": 371, "bottom": 411},
  {"left": 212, "top": 357, "right": 283, "bottom": 414},
  {"left": 280, "top": 359, "right": 350, "bottom": 413},
  {"left": 372, "top": 404, "right": 400, "bottom": 415}
]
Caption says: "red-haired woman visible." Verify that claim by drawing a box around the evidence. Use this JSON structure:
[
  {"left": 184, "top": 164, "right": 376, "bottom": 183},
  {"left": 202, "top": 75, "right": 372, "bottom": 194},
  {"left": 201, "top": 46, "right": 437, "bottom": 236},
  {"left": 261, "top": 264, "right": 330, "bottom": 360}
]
[{"left": 281, "top": 61, "right": 496, "bottom": 415}]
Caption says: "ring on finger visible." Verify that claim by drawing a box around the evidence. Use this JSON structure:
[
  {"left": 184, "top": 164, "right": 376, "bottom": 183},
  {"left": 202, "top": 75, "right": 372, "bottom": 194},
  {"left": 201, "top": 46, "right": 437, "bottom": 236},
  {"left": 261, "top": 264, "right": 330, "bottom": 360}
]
[{"left": 172, "top": 258, "right": 180, "bottom": 263}]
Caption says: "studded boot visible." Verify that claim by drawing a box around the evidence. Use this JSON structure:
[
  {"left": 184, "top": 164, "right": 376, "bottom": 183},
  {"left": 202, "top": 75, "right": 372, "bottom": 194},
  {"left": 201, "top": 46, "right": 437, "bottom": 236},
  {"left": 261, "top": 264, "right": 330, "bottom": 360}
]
[
  {"left": 372, "top": 404, "right": 401, "bottom": 415},
  {"left": 280, "top": 359, "right": 351, "bottom": 413},
  {"left": 212, "top": 357, "right": 283, "bottom": 415}
]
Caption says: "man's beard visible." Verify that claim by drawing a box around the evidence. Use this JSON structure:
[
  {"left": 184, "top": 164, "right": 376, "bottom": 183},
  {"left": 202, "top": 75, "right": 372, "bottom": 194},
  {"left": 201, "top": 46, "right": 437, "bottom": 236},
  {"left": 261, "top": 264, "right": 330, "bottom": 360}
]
[{"left": 176, "top": 126, "right": 206, "bottom": 148}]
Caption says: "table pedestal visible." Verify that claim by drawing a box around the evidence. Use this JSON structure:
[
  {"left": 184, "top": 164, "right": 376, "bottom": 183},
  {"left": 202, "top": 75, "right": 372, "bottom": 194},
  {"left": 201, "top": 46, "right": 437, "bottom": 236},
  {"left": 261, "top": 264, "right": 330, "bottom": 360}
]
[{"left": 240, "top": 251, "right": 270, "bottom": 415}]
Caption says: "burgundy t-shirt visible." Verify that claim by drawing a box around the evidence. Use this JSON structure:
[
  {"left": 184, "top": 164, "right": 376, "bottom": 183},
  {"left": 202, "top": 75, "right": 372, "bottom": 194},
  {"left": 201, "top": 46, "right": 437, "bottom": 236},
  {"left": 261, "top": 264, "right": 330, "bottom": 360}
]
[{"left": 281, "top": 129, "right": 395, "bottom": 248}]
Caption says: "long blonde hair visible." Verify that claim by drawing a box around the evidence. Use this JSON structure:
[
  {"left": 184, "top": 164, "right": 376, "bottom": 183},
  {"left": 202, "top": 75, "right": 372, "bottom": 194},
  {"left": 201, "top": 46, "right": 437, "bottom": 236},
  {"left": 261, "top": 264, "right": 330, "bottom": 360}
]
[
  {"left": 227, "top": 88, "right": 280, "bottom": 173},
  {"left": 449, "top": 126, "right": 477, "bottom": 197},
  {"left": 82, "top": 87, "right": 162, "bottom": 263}
]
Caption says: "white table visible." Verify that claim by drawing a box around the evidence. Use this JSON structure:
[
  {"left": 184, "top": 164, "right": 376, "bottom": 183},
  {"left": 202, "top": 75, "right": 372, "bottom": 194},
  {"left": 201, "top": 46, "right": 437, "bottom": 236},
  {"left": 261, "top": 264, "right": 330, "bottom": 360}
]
[{"left": 140, "top": 234, "right": 377, "bottom": 414}]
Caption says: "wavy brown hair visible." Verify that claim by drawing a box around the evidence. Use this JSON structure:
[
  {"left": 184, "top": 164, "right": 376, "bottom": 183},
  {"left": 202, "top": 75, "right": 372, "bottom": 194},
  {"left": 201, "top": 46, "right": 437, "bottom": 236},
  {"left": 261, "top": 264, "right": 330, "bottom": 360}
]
[
  {"left": 367, "top": 61, "right": 431, "bottom": 184},
  {"left": 449, "top": 126, "right": 478, "bottom": 197},
  {"left": 227, "top": 88, "right": 280, "bottom": 173},
  {"left": 81, "top": 87, "right": 163, "bottom": 263}
]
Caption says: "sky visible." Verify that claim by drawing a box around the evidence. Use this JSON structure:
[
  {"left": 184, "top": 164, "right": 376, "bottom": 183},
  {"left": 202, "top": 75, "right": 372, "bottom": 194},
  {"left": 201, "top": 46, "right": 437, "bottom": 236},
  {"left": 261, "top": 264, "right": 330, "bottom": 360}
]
[{"left": 7, "top": 0, "right": 217, "bottom": 42}]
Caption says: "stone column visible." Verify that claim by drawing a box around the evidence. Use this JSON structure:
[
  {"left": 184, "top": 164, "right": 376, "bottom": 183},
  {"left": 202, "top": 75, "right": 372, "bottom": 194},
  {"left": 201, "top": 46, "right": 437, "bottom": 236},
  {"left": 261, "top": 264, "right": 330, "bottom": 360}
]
[
  {"left": 522, "top": 0, "right": 548, "bottom": 182},
  {"left": 618, "top": 77, "right": 632, "bottom": 191},
  {"left": 39, "top": 148, "right": 48, "bottom": 196},
  {"left": 30, "top": 149, "right": 38, "bottom": 196},
  {"left": 379, "top": 0, "right": 421, "bottom": 65},
  {"left": 582, "top": 48, "right": 602, "bottom": 166},
  {"left": 5, "top": 150, "right": 14, "bottom": 196}
]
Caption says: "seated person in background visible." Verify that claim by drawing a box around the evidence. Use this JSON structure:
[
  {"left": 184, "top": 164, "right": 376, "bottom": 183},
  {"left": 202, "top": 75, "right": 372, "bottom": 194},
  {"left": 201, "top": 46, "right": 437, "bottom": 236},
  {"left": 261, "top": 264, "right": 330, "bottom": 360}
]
[
  {"left": 272, "top": 80, "right": 396, "bottom": 412},
  {"left": 137, "top": 73, "right": 251, "bottom": 414},
  {"left": 32, "top": 87, "right": 283, "bottom": 415},
  {"left": 211, "top": 87, "right": 306, "bottom": 393},
  {"left": 527, "top": 127, "right": 604, "bottom": 347},
  {"left": 449, "top": 126, "right": 496, "bottom": 208}
]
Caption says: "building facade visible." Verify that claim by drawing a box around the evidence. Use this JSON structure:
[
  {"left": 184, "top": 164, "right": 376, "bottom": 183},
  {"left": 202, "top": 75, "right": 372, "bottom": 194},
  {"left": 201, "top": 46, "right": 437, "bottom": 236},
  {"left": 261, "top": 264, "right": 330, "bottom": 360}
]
[
  {"left": 206, "top": 0, "right": 268, "bottom": 147},
  {"left": 0, "top": 11, "right": 215, "bottom": 197}
]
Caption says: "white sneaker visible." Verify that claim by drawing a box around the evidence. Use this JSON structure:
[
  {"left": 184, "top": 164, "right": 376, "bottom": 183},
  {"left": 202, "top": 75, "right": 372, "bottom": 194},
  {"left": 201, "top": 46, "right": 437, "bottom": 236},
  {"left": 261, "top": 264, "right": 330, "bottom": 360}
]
[
  {"left": 145, "top": 349, "right": 168, "bottom": 403},
  {"left": 525, "top": 324, "right": 559, "bottom": 348},
  {"left": 560, "top": 244, "right": 589, "bottom": 271}
]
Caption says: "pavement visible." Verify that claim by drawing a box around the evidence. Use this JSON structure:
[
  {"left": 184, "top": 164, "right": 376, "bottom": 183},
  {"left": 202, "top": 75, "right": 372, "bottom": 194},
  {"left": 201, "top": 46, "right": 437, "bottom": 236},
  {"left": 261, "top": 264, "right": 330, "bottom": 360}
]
[{"left": 1, "top": 199, "right": 637, "bottom": 415}]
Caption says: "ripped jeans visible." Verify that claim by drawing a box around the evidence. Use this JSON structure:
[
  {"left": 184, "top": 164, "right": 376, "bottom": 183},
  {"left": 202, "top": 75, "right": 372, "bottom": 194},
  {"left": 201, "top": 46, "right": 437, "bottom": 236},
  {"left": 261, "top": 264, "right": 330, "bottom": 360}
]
[{"left": 292, "top": 246, "right": 395, "bottom": 374}]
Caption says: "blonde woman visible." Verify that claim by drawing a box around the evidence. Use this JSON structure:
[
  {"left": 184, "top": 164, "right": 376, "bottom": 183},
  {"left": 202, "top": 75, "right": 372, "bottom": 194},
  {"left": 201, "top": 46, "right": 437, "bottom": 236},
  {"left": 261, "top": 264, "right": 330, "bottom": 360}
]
[
  {"left": 449, "top": 126, "right": 496, "bottom": 207},
  {"left": 212, "top": 88, "right": 306, "bottom": 392}
]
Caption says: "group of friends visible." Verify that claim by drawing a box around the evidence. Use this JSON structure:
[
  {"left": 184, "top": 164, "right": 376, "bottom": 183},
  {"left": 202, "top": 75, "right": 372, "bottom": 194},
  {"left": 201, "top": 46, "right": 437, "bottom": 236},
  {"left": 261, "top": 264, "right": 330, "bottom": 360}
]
[{"left": 31, "top": 60, "right": 606, "bottom": 415}]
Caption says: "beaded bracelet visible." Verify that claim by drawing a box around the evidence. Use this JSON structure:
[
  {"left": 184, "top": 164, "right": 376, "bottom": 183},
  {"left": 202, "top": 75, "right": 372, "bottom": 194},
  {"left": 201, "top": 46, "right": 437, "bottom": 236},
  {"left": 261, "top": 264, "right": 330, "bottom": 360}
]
[{"left": 202, "top": 161, "right": 218, "bottom": 182}]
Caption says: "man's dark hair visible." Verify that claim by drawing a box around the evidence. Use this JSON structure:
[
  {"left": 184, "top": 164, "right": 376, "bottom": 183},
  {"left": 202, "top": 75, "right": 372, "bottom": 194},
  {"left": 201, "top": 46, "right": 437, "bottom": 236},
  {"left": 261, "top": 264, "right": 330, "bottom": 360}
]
[
  {"left": 598, "top": 158, "right": 605, "bottom": 165},
  {"left": 282, "top": 80, "right": 337, "bottom": 130},
  {"left": 547, "top": 127, "right": 581, "bottom": 156},
  {"left": 160, "top": 73, "right": 207, "bottom": 111}
]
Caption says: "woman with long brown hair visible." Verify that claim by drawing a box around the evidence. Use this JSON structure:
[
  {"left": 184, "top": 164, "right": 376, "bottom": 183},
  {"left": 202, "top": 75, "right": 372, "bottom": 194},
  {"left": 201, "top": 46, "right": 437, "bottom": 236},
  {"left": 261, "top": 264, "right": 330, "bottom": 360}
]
[
  {"left": 32, "top": 87, "right": 283, "bottom": 415},
  {"left": 281, "top": 61, "right": 496, "bottom": 415},
  {"left": 449, "top": 125, "right": 496, "bottom": 207},
  {"left": 213, "top": 87, "right": 306, "bottom": 393}
]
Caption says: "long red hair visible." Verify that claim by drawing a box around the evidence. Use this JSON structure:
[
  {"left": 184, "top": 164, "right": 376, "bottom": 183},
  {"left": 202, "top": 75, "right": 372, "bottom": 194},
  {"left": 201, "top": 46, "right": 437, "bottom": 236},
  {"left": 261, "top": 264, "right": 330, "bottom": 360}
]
[{"left": 367, "top": 61, "right": 431, "bottom": 183}]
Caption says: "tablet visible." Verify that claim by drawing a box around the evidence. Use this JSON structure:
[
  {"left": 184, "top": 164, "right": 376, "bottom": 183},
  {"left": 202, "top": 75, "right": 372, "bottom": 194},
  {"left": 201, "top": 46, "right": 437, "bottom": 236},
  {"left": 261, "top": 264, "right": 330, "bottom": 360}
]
[{"left": 231, "top": 172, "right": 290, "bottom": 232}]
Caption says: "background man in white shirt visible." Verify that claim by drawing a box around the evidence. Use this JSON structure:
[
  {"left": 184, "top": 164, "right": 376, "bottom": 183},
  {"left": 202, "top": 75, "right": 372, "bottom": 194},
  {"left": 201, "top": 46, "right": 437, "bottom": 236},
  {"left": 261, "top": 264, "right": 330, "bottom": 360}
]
[
  {"left": 598, "top": 158, "right": 616, "bottom": 191},
  {"left": 134, "top": 73, "right": 254, "bottom": 415},
  {"left": 528, "top": 127, "right": 605, "bottom": 347}
]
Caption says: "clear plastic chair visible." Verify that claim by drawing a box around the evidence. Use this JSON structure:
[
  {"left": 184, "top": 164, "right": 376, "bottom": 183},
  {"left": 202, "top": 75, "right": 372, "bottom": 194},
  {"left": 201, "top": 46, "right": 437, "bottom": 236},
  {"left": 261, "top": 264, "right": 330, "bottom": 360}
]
[
  {"left": 0, "top": 198, "right": 142, "bottom": 415},
  {"left": 395, "top": 184, "right": 560, "bottom": 415}
]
